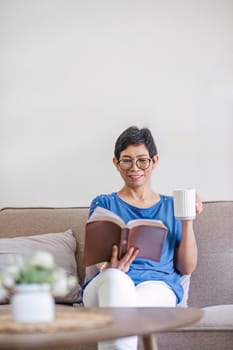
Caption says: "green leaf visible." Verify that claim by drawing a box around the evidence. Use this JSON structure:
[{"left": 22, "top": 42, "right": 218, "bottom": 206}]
[{"left": 15, "top": 265, "right": 55, "bottom": 284}]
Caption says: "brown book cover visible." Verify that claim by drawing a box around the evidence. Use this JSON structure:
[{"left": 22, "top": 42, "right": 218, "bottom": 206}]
[{"left": 84, "top": 207, "right": 168, "bottom": 266}]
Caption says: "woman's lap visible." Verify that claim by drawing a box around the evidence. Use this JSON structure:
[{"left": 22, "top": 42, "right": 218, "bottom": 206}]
[{"left": 83, "top": 268, "right": 176, "bottom": 307}]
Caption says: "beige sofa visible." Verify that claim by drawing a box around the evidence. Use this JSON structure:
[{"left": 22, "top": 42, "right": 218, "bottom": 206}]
[{"left": 0, "top": 201, "right": 233, "bottom": 350}]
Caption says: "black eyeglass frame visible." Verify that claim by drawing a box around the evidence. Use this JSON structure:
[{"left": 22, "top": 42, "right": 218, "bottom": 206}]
[{"left": 117, "top": 158, "right": 153, "bottom": 171}]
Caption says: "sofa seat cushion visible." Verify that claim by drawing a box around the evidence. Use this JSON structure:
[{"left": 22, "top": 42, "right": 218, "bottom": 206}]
[
  {"left": 0, "top": 229, "right": 82, "bottom": 305},
  {"left": 184, "top": 304, "right": 233, "bottom": 330},
  {"left": 197, "top": 304, "right": 233, "bottom": 329}
]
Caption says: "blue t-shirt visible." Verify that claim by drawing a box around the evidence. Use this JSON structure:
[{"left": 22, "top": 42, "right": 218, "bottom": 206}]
[{"left": 83, "top": 192, "right": 183, "bottom": 303}]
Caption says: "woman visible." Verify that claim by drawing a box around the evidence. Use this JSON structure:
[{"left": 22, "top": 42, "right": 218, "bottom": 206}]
[{"left": 82, "top": 126, "right": 203, "bottom": 350}]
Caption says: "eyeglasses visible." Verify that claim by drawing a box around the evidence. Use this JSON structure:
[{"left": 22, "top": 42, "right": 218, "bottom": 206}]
[{"left": 117, "top": 158, "right": 152, "bottom": 171}]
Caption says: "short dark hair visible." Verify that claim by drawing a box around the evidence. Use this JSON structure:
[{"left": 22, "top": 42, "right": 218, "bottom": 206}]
[{"left": 114, "top": 126, "right": 158, "bottom": 160}]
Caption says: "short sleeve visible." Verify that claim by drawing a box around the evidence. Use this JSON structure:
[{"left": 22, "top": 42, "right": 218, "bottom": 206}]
[{"left": 88, "top": 195, "right": 108, "bottom": 218}]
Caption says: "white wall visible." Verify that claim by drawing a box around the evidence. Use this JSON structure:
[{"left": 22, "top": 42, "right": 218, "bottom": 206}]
[{"left": 1, "top": 0, "right": 233, "bottom": 207}]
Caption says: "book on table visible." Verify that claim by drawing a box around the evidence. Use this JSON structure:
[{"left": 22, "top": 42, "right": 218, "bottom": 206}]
[{"left": 84, "top": 207, "right": 168, "bottom": 266}]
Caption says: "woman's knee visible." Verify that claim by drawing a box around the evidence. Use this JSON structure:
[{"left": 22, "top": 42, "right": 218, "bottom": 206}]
[
  {"left": 101, "top": 268, "right": 134, "bottom": 286},
  {"left": 98, "top": 269, "right": 137, "bottom": 307},
  {"left": 83, "top": 269, "right": 136, "bottom": 307}
]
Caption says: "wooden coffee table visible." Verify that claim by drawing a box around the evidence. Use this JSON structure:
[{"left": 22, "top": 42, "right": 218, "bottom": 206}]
[{"left": 0, "top": 305, "right": 203, "bottom": 350}]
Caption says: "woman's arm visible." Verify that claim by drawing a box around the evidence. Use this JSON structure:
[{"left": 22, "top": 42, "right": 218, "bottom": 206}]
[{"left": 175, "top": 220, "right": 198, "bottom": 275}]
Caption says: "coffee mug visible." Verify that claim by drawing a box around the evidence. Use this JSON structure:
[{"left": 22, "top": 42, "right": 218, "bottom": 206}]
[{"left": 173, "top": 189, "right": 196, "bottom": 220}]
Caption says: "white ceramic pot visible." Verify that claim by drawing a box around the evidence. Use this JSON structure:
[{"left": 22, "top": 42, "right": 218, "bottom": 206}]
[{"left": 11, "top": 284, "right": 55, "bottom": 323}]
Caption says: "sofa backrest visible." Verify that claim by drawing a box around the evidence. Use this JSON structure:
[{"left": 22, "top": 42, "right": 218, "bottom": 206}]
[
  {"left": 1, "top": 201, "right": 233, "bottom": 307},
  {"left": 189, "top": 201, "right": 233, "bottom": 307},
  {"left": 0, "top": 207, "right": 89, "bottom": 284}
]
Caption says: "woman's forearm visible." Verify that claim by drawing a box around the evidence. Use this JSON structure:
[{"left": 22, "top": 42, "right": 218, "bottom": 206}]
[{"left": 175, "top": 220, "right": 198, "bottom": 275}]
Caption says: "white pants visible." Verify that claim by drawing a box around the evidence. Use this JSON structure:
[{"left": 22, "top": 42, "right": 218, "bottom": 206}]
[{"left": 83, "top": 268, "right": 176, "bottom": 350}]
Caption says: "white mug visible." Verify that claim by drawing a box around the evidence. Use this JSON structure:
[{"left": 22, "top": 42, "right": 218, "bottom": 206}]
[{"left": 173, "top": 189, "right": 196, "bottom": 220}]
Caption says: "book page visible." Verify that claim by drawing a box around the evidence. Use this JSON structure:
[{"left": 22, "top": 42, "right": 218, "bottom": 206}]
[
  {"left": 127, "top": 218, "right": 167, "bottom": 229},
  {"left": 88, "top": 206, "right": 125, "bottom": 227}
]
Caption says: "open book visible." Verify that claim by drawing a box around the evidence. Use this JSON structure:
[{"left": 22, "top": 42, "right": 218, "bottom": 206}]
[{"left": 84, "top": 207, "right": 168, "bottom": 266}]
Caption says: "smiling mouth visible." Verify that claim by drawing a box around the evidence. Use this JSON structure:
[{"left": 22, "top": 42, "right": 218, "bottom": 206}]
[{"left": 128, "top": 174, "right": 143, "bottom": 181}]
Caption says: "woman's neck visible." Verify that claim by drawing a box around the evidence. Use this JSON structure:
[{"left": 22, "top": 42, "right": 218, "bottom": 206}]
[{"left": 117, "top": 186, "right": 160, "bottom": 208}]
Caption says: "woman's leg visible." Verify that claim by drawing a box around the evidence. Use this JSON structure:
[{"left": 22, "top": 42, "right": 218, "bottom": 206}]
[
  {"left": 136, "top": 281, "right": 176, "bottom": 307},
  {"left": 83, "top": 269, "right": 138, "bottom": 350}
]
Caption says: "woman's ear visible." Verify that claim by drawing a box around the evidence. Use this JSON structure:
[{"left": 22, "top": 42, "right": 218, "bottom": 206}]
[
  {"left": 113, "top": 157, "right": 119, "bottom": 170},
  {"left": 152, "top": 155, "right": 159, "bottom": 169}
]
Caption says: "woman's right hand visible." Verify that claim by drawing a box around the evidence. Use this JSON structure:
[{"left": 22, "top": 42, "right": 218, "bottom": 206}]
[{"left": 107, "top": 245, "right": 139, "bottom": 272}]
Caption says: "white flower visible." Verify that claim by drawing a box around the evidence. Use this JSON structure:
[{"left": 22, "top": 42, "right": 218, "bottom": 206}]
[
  {"left": 67, "top": 275, "right": 77, "bottom": 289},
  {"left": 0, "top": 284, "right": 8, "bottom": 299},
  {"left": 51, "top": 269, "right": 78, "bottom": 297},
  {"left": 52, "top": 268, "right": 69, "bottom": 296},
  {"left": 0, "top": 276, "right": 9, "bottom": 299},
  {"left": 29, "top": 251, "right": 55, "bottom": 269},
  {"left": 1, "top": 274, "right": 15, "bottom": 289},
  {"left": 0, "top": 263, "right": 21, "bottom": 292},
  {"left": 4, "top": 264, "right": 21, "bottom": 278}
]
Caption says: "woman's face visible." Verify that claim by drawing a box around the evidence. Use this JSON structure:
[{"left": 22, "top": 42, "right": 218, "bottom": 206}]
[{"left": 113, "top": 144, "right": 158, "bottom": 188}]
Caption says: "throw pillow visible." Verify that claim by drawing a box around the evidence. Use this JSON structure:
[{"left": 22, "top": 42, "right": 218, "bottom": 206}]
[{"left": 0, "top": 229, "right": 81, "bottom": 305}]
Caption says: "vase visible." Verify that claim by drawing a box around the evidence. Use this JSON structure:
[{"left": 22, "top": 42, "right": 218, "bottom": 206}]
[{"left": 11, "top": 284, "right": 55, "bottom": 323}]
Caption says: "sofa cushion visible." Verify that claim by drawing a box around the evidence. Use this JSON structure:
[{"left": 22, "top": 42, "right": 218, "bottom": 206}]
[
  {"left": 195, "top": 304, "right": 233, "bottom": 329},
  {"left": 180, "top": 304, "right": 233, "bottom": 331},
  {"left": 0, "top": 229, "right": 81, "bottom": 305}
]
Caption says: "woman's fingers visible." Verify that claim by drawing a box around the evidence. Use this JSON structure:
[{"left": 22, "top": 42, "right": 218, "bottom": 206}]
[
  {"left": 111, "top": 244, "right": 118, "bottom": 260},
  {"left": 109, "top": 245, "right": 139, "bottom": 272},
  {"left": 126, "top": 247, "right": 139, "bottom": 265},
  {"left": 109, "top": 245, "right": 119, "bottom": 267},
  {"left": 195, "top": 193, "right": 203, "bottom": 214},
  {"left": 123, "top": 247, "right": 139, "bottom": 265}
]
